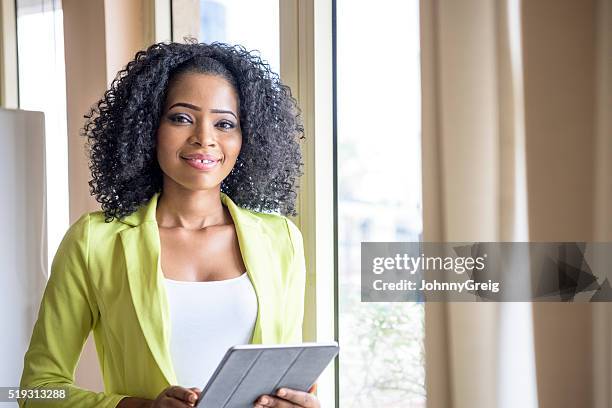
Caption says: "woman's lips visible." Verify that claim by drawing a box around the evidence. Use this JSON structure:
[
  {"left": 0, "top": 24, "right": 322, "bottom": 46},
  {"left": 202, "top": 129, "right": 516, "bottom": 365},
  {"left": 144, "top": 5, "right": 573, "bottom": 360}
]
[{"left": 182, "top": 157, "right": 220, "bottom": 171}]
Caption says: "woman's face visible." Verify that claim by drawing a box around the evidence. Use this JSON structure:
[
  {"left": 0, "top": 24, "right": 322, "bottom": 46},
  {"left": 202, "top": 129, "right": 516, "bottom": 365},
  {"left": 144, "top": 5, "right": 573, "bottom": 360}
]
[{"left": 156, "top": 72, "right": 242, "bottom": 193}]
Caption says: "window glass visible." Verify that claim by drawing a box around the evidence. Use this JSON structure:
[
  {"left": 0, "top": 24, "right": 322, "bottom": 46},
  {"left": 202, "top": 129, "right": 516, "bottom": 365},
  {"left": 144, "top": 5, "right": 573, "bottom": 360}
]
[
  {"left": 337, "top": 1, "right": 426, "bottom": 406},
  {"left": 16, "top": 0, "right": 69, "bottom": 270},
  {"left": 184, "top": 0, "right": 280, "bottom": 74}
]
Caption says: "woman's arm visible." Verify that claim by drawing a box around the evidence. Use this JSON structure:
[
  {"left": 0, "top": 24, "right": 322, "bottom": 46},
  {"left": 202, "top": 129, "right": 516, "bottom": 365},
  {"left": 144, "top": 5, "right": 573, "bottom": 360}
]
[
  {"left": 18, "top": 214, "right": 130, "bottom": 408},
  {"left": 117, "top": 386, "right": 201, "bottom": 408}
]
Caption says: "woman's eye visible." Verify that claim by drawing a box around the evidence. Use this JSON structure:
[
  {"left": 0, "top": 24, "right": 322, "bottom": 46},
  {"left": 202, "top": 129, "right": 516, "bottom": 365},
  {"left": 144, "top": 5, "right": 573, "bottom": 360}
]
[
  {"left": 169, "top": 114, "right": 192, "bottom": 124},
  {"left": 217, "top": 121, "right": 236, "bottom": 130}
]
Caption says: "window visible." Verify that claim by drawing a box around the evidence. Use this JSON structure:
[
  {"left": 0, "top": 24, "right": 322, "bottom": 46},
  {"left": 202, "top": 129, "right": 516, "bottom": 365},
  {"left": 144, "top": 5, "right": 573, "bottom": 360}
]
[
  {"left": 336, "top": 1, "right": 425, "bottom": 406},
  {"left": 172, "top": 0, "right": 280, "bottom": 74},
  {"left": 16, "top": 0, "right": 69, "bottom": 271}
]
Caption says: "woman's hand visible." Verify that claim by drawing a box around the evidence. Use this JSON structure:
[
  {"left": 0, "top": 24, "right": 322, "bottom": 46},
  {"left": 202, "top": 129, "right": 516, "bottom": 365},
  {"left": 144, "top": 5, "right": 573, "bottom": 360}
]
[
  {"left": 150, "top": 385, "right": 201, "bottom": 407},
  {"left": 253, "top": 384, "right": 319, "bottom": 408}
]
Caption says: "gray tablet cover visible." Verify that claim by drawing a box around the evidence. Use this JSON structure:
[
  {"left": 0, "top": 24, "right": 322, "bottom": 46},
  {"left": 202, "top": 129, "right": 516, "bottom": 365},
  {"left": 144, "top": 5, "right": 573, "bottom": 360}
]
[{"left": 195, "top": 342, "right": 339, "bottom": 408}]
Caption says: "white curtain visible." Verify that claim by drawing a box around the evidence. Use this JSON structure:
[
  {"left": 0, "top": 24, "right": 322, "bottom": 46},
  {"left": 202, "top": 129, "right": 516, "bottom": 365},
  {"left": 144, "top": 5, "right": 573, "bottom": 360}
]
[
  {"left": 420, "top": 1, "right": 536, "bottom": 406},
  {"left": 420, "top": 0, "right": 610, "bottom": 407}
]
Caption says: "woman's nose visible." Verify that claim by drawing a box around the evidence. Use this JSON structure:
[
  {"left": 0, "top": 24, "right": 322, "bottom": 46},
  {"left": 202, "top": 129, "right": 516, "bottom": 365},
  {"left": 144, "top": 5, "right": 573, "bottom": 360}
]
[{"left": 190, "top": 123, "right": 217, "bottom": 146}]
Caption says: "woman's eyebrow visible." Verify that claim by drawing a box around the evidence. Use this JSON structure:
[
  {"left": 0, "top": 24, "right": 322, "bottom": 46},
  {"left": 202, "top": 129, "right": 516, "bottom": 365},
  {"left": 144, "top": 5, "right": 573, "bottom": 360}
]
[
  {"left": 168, "top": 102, "right": 201, "bottom": 111},
  {"left": 167, "top": 103, "right": 237, "bottom": 119},
  {"left": 210, "top": 109, "right": 238, "bottom": 120}
]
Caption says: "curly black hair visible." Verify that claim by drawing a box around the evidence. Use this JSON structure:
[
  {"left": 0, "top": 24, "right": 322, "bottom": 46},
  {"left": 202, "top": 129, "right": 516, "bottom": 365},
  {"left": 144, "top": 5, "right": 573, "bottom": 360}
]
[{"left": 83, "top": 40, "right": 304, "bottom": 222}]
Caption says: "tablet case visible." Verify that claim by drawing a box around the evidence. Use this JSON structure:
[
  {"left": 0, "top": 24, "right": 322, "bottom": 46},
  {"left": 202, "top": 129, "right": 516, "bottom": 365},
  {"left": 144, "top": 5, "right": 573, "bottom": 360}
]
[{"left": 195, "top": 342, "right": 339, "bottom": 408}]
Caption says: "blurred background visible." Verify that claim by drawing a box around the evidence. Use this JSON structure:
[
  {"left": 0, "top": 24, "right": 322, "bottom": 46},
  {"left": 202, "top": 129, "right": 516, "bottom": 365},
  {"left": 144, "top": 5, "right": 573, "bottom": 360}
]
[{"left": 0, "top": 0, "right": 610, "bottom": 407}]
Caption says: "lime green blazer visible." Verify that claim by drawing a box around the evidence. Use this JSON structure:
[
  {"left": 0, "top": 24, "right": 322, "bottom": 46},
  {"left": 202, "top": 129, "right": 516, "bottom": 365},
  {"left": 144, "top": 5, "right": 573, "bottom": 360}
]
[{"left": 19, "top": 192, "right": 306, "bottom": 407}]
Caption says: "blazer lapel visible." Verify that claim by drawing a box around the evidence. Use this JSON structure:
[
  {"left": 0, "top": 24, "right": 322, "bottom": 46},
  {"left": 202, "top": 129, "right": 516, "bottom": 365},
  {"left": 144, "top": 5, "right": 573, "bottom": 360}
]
[
  {"left": 118, "top": 191, "right": 276, "bottom": 388},
  {"left": 119, "top": 193, "right": 177, "bottom": 386}
]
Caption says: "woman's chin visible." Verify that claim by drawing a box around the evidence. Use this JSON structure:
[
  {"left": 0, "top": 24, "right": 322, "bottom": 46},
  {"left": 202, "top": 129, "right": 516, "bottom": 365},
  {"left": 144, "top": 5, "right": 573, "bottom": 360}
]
[{"left": 179, "top": 179, "right": 225, "bottom": 192}]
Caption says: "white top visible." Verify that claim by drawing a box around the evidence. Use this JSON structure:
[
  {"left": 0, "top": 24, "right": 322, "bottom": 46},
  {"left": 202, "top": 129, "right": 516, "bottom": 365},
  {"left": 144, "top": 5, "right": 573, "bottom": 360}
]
[{"left": 163, "top": 272, "right": 258, "bottom": 388}]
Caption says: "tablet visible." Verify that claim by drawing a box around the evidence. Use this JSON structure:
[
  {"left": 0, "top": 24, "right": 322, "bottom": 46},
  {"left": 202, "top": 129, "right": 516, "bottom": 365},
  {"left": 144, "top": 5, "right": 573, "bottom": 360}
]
[{"left": 194, "top": 342, "right": 339, "bottom": 408}]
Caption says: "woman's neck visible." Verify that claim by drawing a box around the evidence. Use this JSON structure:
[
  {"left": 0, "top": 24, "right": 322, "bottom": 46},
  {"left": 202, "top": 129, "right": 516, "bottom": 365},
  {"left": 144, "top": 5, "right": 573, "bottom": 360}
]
[{"left": 155, "top": 184, "right": 229, "bottom": 230}]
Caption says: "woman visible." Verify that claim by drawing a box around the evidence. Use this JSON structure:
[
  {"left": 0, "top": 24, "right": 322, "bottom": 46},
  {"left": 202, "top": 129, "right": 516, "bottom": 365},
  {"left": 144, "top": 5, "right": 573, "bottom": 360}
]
[{"left": 19, "top": 41, "right": 319, "bottom": 408}]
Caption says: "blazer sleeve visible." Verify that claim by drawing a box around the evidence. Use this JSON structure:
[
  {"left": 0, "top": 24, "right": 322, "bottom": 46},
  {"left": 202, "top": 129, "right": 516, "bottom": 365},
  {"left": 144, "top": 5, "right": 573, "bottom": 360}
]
[
  {"left": 281, "top": 217, "right": 307, "bottom": 344},
  {"left": 18, "top": 213, "right": 129, "bottom": 408}
]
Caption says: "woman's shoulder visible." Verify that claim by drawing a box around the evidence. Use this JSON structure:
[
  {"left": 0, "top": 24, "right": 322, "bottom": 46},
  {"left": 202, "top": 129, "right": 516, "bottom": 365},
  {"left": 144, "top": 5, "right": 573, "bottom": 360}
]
[
  {"left": 61, "top": 210, "right": 130, "bottom": 246},
  {"left": 246, "top": 209, "right": 301, "bottom": 235},
  {"left": 245, "top": 210, "right": 304, "bottom": 256},
  {"left": 86, "top": 209, "right": 129, "bottom": 230}
]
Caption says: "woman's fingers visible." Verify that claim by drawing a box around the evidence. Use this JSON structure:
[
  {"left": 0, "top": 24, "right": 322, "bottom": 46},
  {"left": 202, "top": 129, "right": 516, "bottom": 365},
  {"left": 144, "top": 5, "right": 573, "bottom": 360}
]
[
  {"left": 254, "top": 387, "right": 319, "bottom": 408},
  {"left": 254, "top": 395, "right": 296, "bottom": 408},
  {"left": 276, "top": 387, "right": 318, "bottom": 406},
  {"left": 165, "top": 399, "right": 194, "bottom": 408},
  {"left": 165, "top": 386, "right": 199, "bottom": 406}
]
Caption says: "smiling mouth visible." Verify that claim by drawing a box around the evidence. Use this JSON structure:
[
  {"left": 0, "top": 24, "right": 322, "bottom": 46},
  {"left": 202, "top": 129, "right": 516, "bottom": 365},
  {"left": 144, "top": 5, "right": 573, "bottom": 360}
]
[
  {"left": 182, "top": 158, "right": 218, "bottom": 164},
  {"left": 181, "top": 157, "right": 221, "bottom": 171}
]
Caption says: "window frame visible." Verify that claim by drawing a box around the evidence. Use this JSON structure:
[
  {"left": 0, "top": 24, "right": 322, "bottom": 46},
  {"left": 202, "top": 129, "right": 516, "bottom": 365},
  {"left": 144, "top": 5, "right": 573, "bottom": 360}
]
[
  {"left": 280, "top": 1, "right": 337, "bottom": 407},
  {"left": 0, "top": 0, "right": 18, "bottom": 108}
]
